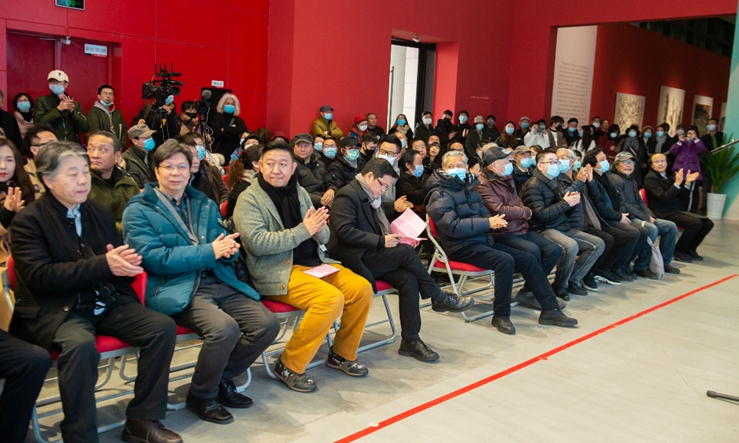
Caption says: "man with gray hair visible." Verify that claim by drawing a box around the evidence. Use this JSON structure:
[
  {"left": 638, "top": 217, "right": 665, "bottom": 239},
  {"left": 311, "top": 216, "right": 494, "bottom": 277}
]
[
  {"left": 424, "top": 150, "right": 577, "bottom": 335},
  {"left": 9, "top": 141, "right": 182, "bottom": 443}
]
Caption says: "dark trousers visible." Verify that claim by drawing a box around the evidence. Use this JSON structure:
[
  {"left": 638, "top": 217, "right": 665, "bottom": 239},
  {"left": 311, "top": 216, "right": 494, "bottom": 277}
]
[
  {"left": 172, "top": 275, "right": 279, "bottom": 399},
  {"left": 494, "top": 231, "right": 561, "bottom": 276},
  {"left": 0, "top": 329, "right": 51, "bottom": 443},
  {"left": 492, "top": 242, "right": 559, "bottom": 311},
  {"left": 363, "top": 245, "right": 443, "bottom": 342},
  {"left": 51, "top": 296, "right": 176, "bottom": 443},
  {"left": 446, "top": 242, "right": 514, "bottom": 317},
  {"left": 585, "top": 227, "right": 614, "bottom": 274},
  {"left": 604, "top": 222, "right": 643, "bottom": 270},
  {"left": 666, "top": 212, "right": 714, "bottom": 253}
]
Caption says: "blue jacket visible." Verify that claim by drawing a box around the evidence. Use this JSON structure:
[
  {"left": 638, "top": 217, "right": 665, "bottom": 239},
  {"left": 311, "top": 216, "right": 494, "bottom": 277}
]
[{"left": 122, "top": 183, "right": 260, "bottom": 315}]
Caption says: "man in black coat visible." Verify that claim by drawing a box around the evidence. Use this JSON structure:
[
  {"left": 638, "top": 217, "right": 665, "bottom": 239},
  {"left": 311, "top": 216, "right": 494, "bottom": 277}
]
[
  {"left": 9, "top": 141, "right": 181, "bottom": 443},
  {"left": 328, "top": 159, "right": 473, "bottom": 361},
  {"left": 291, "top": 133, "right": 335, "bottom": 208},
  {"left": 414, "top": 111, "right": 435, "bottom": 143},
  {"left": 327, "top": 137, "right": 366, "bottom": 191}
]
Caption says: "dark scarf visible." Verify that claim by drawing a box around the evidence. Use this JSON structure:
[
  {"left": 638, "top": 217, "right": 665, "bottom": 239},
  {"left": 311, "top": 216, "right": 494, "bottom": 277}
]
[{"left": 258, "top": 172, "right": 301, "bottom": 229}]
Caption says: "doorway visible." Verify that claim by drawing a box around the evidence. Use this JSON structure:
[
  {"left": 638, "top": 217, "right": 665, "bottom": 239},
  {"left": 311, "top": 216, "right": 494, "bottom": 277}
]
[{"left": 387, "top": 38, "right": 435, "bottom": 132}]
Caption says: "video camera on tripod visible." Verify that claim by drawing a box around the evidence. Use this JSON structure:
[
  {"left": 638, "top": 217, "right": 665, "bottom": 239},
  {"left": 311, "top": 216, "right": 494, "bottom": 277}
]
[{"left": 141, "top": 64, "right": 183, "bottom": 109}]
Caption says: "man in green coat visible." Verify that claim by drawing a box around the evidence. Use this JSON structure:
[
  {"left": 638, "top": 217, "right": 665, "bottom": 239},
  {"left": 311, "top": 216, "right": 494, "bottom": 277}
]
[
  {"left": 311, "top": 104, "right": 344, "bottom": 140},
  {"left": 87, "top": 85, "right": 127, "bottom": 148},
  {"left": 122, "top": 124, "right": 157, "bottom": 189},
  {"left": 34, "top": 70, "right": 89, "bottom": 143},
  {"left": 86, "top": 130, "right": 140, "bottom": 232}
]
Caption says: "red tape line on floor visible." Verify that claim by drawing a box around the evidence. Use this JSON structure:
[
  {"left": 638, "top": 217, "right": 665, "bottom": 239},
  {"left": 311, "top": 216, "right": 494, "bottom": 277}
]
[{"left": 334, "top": 273, "right": 738, "bottom": 443}]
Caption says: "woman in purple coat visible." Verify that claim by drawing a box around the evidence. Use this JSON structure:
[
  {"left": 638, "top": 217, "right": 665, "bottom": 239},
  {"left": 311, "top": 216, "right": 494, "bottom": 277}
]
[{"left": 669, "top": 126, "right": 706, "bottom": 212}]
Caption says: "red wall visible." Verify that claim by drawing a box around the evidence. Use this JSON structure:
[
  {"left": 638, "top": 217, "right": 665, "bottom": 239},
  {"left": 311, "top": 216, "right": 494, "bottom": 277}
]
[
  {"left": 507, "top": 0, "right": 737, "bottom": 123},
  {"left": 0, "top": 0, "right": 269, "bottom": 129},
  {"left": 590, "top": 23, "right": 730, "bottom": 128},
  {"left": 267, "top": 0, "right": 515, "bottom": 138}
]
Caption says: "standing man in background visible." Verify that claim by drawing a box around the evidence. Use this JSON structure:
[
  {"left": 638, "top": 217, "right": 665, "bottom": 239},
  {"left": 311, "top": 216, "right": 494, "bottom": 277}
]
[
  {"left": 87, "top": 85, "right": 127, "bottom": 148},
  {"left": 34, "top": 70, "right": 89, "bottom": 143}
]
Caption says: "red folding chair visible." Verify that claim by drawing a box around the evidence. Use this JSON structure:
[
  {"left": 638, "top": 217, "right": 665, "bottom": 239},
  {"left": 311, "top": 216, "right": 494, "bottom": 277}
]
[
  {"left": 260, "top": 299, "right": 311, "bottom": 379},
  {"left": 222, "top": 174, "right": 230, "bottom": 189},
  {"left": 425, "top": 215, "right": 496, "bottom": 322},
  {"left": 220, "top": 201, "right": 228, "bottom": 219},
  {"left": 357, "top": 280, "right": 397, "bottom": 354},
  {"left": 3, "top": 256, "right": 136, "bottom": 443}
]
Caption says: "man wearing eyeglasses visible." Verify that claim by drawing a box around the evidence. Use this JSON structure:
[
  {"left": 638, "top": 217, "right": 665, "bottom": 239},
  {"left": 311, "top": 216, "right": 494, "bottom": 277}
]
[
  {"left": 376, "top": 134, "right": 413, "bottom": 219},
  {"left": 22, "top": 123, "right": 57, "bottom": 197},
  {"left": 123, "top": 139, "right": 280, "bottom": 426},
  {"left": 520, "top": 149, "right": 605, "bottom": 300}
]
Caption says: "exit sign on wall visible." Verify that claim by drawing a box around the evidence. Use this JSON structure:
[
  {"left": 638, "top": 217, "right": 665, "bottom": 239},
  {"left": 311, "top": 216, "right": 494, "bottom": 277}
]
[{"left": 55, "top": 0, "right": 85, "bottom": 10}]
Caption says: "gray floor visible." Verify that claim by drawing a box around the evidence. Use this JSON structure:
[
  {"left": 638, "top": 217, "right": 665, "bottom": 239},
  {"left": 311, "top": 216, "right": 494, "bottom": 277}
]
[{"left": 29, "top": 221, "right": 739, "bottom": 443}]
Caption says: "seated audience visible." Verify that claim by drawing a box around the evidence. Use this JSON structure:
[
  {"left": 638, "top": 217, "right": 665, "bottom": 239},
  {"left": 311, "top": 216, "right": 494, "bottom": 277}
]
[
  {"left": 389, "top": 114, "right": 413, "bottom": 142},
  {"left": 349, "top": 115, "right": 369, "bottom": 140},
  {"left": 177, "top": 133, "right": 229, "bottom": 205},
  {"left": 644, "top": 153, "right": 713, "bottom": 262},
  {"left": 11, "top": 141, "right": 181, "bottom": 443},
  {"left": 87, "top": 85, "right": 127, "bottom": 148},
  {"left": 609, "top": 151, "right": 679, "bottom": 276},
  {"left": 524, "top": 119, "right": 550, "bottom": 149},
  {"left": 235, "top": 140, "right": 374, "bottom": 393},
  {"left": 290, "top": 133, "right": 334, "bottom": 208},
  {"left": 511, "top": 145, "right": 535, "bottom": 193},
  {"left": 574, "top": 126, "right": 596, "bottom": 153},
  {"left": 123, "top": 140, "right": 278, "bottom": 425},
  {"left": 22, "top": 123, "right": 57, "bottom": 196},
  {"left": 311, "top": 105, "right": 344, "bottom": 140},
  {"left": 366, "top": 112, "right": 384, "bottom": 139},
  {"left": 564, "top": 118, "right": 580, "bottom": 147},
  {"left": 0, "top": 138, "right": 35, "bottom": 265},
  {"left": 483, "top": 115, "right": 501, "bottom": 142},
  {"left": 123, "top": 124, "right": 158, "bottom": 189},
  {"left": 520, "top": 149, "right": 605, "bottom": 299},
  {"left": 329, "top": 158, "right": 473, "bottom": 361},
  {"left": 11, "top": 92, "right": 35, "bottom": 137},
  {"left": 396, "top": 149, "right": 428, "bottom": 217},
  {"left": 35, "top": 70, "right": 89, "bottom": 143},
  {"left": 86, "top": 130, "right": 139, "bottom": 231},
  {"left": 230, "top": 133, "right": 261, "bottom": 163},
  {"left": 428, "top": 141, "right": 442, "bottom": 169},
  {"left": 425, "top": 150, "right": 577, "bottom": 334},
  {"left": 617, "top": 125, "right": 647, "bottom": 187},
  {"left": 411, "top": 138, "right": 436, "bottom": 173},
  {"left": 414, "top": 111, "right": 435, "bottom": 143},
  {"left": 317, "top": 136, "right": 338, "bottom": 169},
  {"left": 360, "top": 134, "right": 379, "bottom": 163},
  {"left": 225, "top": 144, "right": 262, "bottom": 218},
  {"left": 495, "top": 121, "right": 519, "bottom": 149},
  {"left": 211, "top": 93, "right": 249, "bottom": 159},
  {"left": 475, "top": 147, "right": 565, "bottom": 311},
  {"left": 327, "top": 137, "right": 366, "bottom": 191},
  {"left": 465, "top": 115, "right": 488, "bottom": 160},
  {"left": 604, "top": 124, "right": 621, "bottom": 161},
  {"left": 376, "top": 135, "right": 414, "bottom": 219},
  {"left": 513, "top": 117, "right": 530, "bottom": 146}
]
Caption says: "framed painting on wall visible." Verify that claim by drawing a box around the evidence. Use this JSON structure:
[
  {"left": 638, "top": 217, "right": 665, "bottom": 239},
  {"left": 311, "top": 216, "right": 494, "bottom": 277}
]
[
  {"left": 613, "top": 92, "right": 645, "bottom": 130},
  {"left": 657, "top": 86, "right": 685, "bottom": 137},
  {"left": 692, "top": 95, "right": 714, "bottom": 135}
]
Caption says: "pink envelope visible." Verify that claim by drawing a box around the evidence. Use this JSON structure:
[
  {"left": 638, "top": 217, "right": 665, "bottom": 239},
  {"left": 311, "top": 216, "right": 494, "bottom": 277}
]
[
  {"left": 390, "top": 208, "right": 426, "bottom": 239},
  {"left": 303, "top": 264, "right": 340, "bottom": 279}
]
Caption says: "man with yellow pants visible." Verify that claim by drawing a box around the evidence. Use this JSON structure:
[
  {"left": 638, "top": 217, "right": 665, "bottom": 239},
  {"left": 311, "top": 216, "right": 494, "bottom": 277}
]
[{"left": 234, "top": 140, "right": 373, "bottom": 393}]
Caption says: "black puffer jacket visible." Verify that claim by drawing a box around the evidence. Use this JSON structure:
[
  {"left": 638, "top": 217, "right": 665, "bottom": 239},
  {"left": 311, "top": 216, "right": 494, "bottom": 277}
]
[
  {"left": 609, "top": 170, "right": 653, "bottom": 221},
  {"left": 588, "top": 173, "right": 622, "bottom": 223},
  {"left": 511, "top": 165, "right": 534, "bottom": 193},
  {"left": 520, "top": 169, "right": 584, "bottom": 232},
  {"left": 557, "top": 173, "right": 585, "bottom": 230},
  {"left": 294, "top": 155, "right": 329, "bottom": 208},
  {"left": 424, "top": 169, "right": 493, "bottom": 250},
  {"left": 327, "top": 155, "right": 366, "bottom": 191}
]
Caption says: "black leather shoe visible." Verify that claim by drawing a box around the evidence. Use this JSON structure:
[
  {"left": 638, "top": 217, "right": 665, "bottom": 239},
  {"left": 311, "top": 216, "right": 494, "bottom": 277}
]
[
  {"left": 218, "top": 379, "right": 253, "bottom": 408},
  {"left": 567, "top": 281, "right": 588, "bottom": 296},
  {"left": 515, "top": 289, "right": 566, "bottom": 310},
  {"left": 687, "top": 251, "right": 704, "bottom": 261},
  {"left": 186, "top": 395, "right": 234, "bottom": 425},
  {"left": 634, "top": 268, "right": 659, "bottom": 280},
  {"left": 613, "top": 268, "right": 634, "bottom": 282},
  {"left": 552, "top": 284, "right": 570, "bottom": 301},
  {"left": 122, "top": 418, "right": 183, "bottom": 443},
  {"left": 664, "top": 264, "right": 681, "bottom": 274},
  {"left": 673, "top": 251, "right": 693, "bottom": 263},
  {"left": 398, "top": 338, "right": 440, "bottom": 362},
  {"left": 492, "top": 316, "right": 516, "bottom": 334},
  {"left": 539, "top": 309, "right": 578, "bottom": 327},
  {"left": 432, "top": 292, "right": 474, "bottom": 312}
]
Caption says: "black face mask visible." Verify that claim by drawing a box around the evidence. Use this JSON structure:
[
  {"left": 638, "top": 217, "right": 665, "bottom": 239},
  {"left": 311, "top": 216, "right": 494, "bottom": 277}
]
[{"left": 185, "top": 111, "right": 198, "bottom": 119}]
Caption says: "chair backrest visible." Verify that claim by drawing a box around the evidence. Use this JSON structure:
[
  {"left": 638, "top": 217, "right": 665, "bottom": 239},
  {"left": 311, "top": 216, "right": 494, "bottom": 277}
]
[
  {"left": 640, "top": 188, "right": 649, "bottom": 207},
  {"left": 6, "top": 255, "right": 16, "bottom": 290},
  {"left": 132, "top": 272, "right": 148, "bottom": 305},
  {"left": 427, "top": 215, "right": 440, "bottom": 238},
  {"left": 220, "top": 201, "right": 228, "bottom": 218},
  {"left": 222, "top": 175, "right": 229, "bottom": 189}
]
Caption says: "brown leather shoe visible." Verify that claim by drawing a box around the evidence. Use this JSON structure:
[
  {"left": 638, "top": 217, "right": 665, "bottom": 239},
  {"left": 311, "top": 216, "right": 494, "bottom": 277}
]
[{"left": 122, "top": 418, "right": 183, "bottom": 443}]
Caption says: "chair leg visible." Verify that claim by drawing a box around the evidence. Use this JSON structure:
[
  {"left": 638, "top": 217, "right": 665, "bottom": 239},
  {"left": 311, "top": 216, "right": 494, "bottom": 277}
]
[
  {"left": 357, "top": 293, "right": 397, "bottom": 354},
  {"left": 235, "top": 367, "right": 252, "bottom": 392}
]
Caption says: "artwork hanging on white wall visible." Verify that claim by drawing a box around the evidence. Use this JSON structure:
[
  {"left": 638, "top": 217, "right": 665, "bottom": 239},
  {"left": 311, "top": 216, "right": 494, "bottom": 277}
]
[
  {"left": 613, "top": 92, "right": 646, "bottom": 130},
  {"left": 657, "top": 86, "right": 685, "bottom": 136},
  {"left": 692, "top": 95, "right": 714, "bottom": 135}
]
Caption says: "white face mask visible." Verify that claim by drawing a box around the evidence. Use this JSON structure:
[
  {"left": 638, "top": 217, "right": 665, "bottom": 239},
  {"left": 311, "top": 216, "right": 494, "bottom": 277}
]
[{"left": 358, "top": 124, "right": 368, "bottom": 132}]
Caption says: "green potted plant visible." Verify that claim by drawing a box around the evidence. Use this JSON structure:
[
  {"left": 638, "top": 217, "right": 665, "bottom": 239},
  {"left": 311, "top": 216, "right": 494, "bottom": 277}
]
[{"left": 701, "top": 135, "right": 739, "bottom": 219}]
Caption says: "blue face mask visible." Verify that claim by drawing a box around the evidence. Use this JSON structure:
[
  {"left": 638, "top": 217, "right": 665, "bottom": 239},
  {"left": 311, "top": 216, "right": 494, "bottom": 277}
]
[
  {"left": 49, "top": 84, "right": 65, "bottom": 95},
  {"left": 412, "top": 164, "right": 424, "bottom": 178},
  {"left": 324, "top": 146, "right": 337, "bottom": 159},
  {"left": 574, "top": 160, "right": 582, "bottom": 170},
  {"left": 578, "top": 130, "right": 583, "bottom": 137},
  {"left": 706, "top": 124, "right": 717, "bottom": 132},
  {"left": 503, "top": 162, "right": 514, "bottom": 176},
  {"left": 401, "top": 139, "right": 407, "bottom": 148},
  {"left": 224, "top": 104, "right": 235, "bottom": 114},
  {"left": 143, "top": 138, "right": 155, "bottom": 151},
  {"left": 644, "top": 132, "right": 652, "bottom": 139},
  {"left": 656, "top": 131, "right": 665, "bottom": 138},
  {"left": 446, "top": 168, "right": 466, "bottom": 181},
  {"left": 17, "top": 101, "right": 31, "bottom": 112},
  {"left": 324, "top": 113, "right": 333, "bottom": 121},
  {"left": 599, "top": 159, "right": 610, "bottom": 172},
  {"left": 165, "top": 95, "right": 174, "bottom": 105},
  {"left": 628, "top": 131, "right": 637, "bottom": 138},
  {"left": 196, "top": 144, "right": 207, "bottom": 160},
  {"left": 521, "top": 122, "right": 529, "bottom": 129},
  {"left": 476, "top": 124, "right": 484, "bottom": 131},
  {"left": 568, "top": 127, "right": 577, "bottom": 133},
  {"left": 545, "top": 164, "right": 560, "bottom": 179},
  {"left": 314, "top": 142, "right": 323, "bottom": 152},
  {"left": 397, "top": 119, "right": 406, "bottom": 126},
  {"left": 506, "top": 127, "right": 514, "bottom": 135},
  {"left": 346, "top": 149, "right": 359, "bottom": 162},
  {"left": 459, "top": 116, "right": 468, "bottom": 123},
  {"left": 520, "top": 158, "right": 533, "bottom": 169},
  {"left": 610, "top": 132, "right": 619, "bottom": 139},
  {"left": 101, "top": 100, "right": 113, "bottom": 107},
  {"left": 558, "top": 159, "right": 571, "bottom": 173}
]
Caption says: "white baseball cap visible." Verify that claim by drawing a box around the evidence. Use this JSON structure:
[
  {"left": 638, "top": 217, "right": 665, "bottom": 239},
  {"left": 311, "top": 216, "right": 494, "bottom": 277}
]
[{"left": 47, "top": 70, "right": 69, "bottom": 82}]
